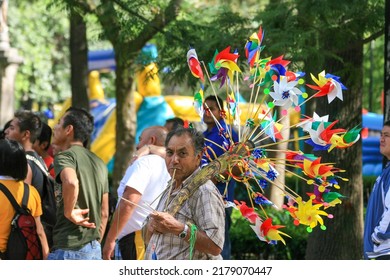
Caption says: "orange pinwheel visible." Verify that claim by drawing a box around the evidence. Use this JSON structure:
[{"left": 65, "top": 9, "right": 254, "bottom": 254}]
[{"left": 297, "top": 157, "right": 335, "bottom": 180}]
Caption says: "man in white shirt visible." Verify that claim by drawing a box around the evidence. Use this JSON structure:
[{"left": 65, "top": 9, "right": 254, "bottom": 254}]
[{"left": 102, "top": 126, "right": 170, "bottom": 260}]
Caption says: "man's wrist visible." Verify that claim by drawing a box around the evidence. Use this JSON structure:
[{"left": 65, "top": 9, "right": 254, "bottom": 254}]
[{"left": 178, "top": 223, "right": 189, "bottom": 239}]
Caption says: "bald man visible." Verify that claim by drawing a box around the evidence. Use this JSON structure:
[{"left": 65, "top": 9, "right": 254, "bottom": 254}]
[{"left": 103, "top": 126, "right": 171, "bottom": 260}]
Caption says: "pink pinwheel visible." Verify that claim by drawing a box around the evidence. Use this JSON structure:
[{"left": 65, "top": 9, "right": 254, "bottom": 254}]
[{"left": 187, "top": 48, "right": 204, "bottom": 83}]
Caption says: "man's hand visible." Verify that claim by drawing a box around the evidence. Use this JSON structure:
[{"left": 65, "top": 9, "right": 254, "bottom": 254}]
[
  {"left": 102, "top": 239, "right": 116, "bottom": 260},
  {"left": 68, "top": 208, "right": 96, "bottom": 228},
  {"left": 149, "top": 211, "right": 182, "bottom": 236}
]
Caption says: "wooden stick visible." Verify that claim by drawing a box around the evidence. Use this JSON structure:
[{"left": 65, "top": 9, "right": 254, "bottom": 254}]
[{"left": 119, "top": 196, "right": 156, "bottom": 214}]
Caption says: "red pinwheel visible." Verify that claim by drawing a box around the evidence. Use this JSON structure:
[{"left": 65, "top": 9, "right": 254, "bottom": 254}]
[
  {"left": 234, "top": 200, "right": 259, "bottom": 223},
  {"left": 187, "top": 48, "right": 204, "bottom": 83}
]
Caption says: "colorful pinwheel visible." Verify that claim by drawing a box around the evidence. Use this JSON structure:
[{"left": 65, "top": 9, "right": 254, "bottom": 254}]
[
  {"left": 193, "top": 85, "right": 204, "bottom": 118},
  {"left": 287, "top": 196, "right": 331, "bottom": 231},
  {"left": 269, "top": 76, "right": 304, "bottom": 108},
  {"left": 209, "top": 46, "right": 241, "bottom": 88},
  {"left": 184, "top": 26, "right": 360, "bottom": 246},
  {"left": 234, "top": 200, "right": 259, "bottom": 224},
  {"left": 187, "top": 48, "right": 204, "bottom": 83},
  {"left": 245, "top": 26, "right": 265, "bottom": 68},
  {"left": 307, "top": 71, "right": 347, "bottom": 103}
]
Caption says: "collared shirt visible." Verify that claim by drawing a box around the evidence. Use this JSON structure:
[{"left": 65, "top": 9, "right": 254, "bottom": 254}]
[{"left": 144, "top": 168, "right": 225, "bottom": 260}]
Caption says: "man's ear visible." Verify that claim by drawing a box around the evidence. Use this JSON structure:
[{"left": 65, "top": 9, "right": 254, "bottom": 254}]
[
  {"left": 65, "top": 124, "right": 74, "bottom": 137},
  {"left": 195, "top": 150, "right": 203, "bottom": 162},
  {"left": 150, "top": 136, "right": 156, "bottom": 145},
  {"left": 23, "top": 130, "right": 31, "bottom": 142}
]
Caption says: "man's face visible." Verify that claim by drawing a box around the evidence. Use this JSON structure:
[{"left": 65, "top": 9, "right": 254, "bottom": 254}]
[
  {"left": 52, "top": 113, "right": 68, "bottom": 146},
  {"left": 203, "top": 100, "right": 221, "bottom": 125},
  {"left": 380, "top": 125, "right": 390, "bottom": 159},
  {"left": 32, "top": 139, "right": 45, "bottom": 156},
  {"left": 4, "top": 118, "right": 24, "bottom": 143},
  {"left": 165, "top": 134, "right": 201, "bottom": 183}
]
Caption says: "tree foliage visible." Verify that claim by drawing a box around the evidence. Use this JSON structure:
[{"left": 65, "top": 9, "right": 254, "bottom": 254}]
[
  {"left": 255, "top": 0, "right": 385, "bottom": 259},
  {"left": 9, "top": 0, "right": 70, "bottom": 109}
]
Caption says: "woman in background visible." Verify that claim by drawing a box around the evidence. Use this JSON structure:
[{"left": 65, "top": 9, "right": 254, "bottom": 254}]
[{"left": 0, "top": 139, "right": 49, "bottom": 259}]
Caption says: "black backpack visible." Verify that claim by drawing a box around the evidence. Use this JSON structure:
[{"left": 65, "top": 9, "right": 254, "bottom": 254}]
[
  {"left": 26, "top": 154, "right": 57, "bottom": 226},
  {"left": 0, "top": 182, "right": 43, "bottom": 260}
]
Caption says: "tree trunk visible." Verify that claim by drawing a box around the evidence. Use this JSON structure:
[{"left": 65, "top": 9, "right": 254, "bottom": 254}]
[
  {"left": 305, "top": 37, "right": 364, "bottom": 260},
  {"left": 94, "top": 0, "right": 183, "bottom": 193},
  {"left": 385, "top": 0, "right": 390, "bottom": 122},
  {"left": 70, "top": 11, "right": 89, "bottom": 111},
  {"left": 111, "top": 57, "right": 137, "bottom": 194}
]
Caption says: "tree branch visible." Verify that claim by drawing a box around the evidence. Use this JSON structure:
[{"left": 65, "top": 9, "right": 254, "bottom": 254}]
[{"left": 112, "top": 0, "right": 185, "bottom": 51}]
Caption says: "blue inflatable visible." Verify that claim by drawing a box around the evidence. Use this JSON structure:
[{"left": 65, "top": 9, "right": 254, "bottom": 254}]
[{"left": 362, "top": 112, "right": 383, "bottom": 176}]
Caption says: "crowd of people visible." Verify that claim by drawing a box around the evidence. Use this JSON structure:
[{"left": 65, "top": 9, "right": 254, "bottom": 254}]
[
  {"left": 0, "top": 97, "right": 239, "bottom": 260},
  {"left": 2, "top": 97, "right": 389, "bottom": 260}
]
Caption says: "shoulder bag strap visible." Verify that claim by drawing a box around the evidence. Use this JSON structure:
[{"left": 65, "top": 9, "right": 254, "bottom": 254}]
[
  {"left": 26, "top": 154, "right": 50, "bottom": 177},
  {"left": 0, "top": 182, "right": 28, "bottom": 213},
  {"left": 21, "top": 183, "right": 30, "bottom": 210}
]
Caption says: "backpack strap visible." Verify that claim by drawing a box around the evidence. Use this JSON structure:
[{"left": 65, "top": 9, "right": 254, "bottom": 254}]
[
  {"left": 0, "top": 182, "right": 29, "bottom": 214},
  {"left": 26, "top": 154, "right": 50, "bottom": 177}
]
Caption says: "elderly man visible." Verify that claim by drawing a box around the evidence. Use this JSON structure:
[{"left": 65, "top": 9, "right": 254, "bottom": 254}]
[
  {"left": 144, "top": 127, "right": 225, "bottom": 260},
  {"left": 103, "top": 126, "right": 170, "bottom": 260}
]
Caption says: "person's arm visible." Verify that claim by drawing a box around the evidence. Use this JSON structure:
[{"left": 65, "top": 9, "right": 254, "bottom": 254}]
[
  {"left": 60, "top": 167, "right": 96, "bottom": 228},
  {"left": 373, "top": 183, "right": 390, "bottom": 244},
  {"left": 34, "top": 216, "right": 49, "bottom": 260},
  {"left": 130, "top": 145, "right": 166, "bottom": 164},
  {"left": 102, "top": 187, "right": 142, "bottom": 260},
  {"left": 99, "top": 192, "right": 109, "bottom": 241},
  {"left": 149, "top": 211, "right": 222, "bottom": 256},
  {"left": 24, "top": 164, "right": 33, "bottom": 185}
]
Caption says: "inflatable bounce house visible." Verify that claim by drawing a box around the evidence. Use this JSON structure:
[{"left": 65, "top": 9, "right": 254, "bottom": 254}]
[
  {"left": 52, "top": 44, "right": 203, "bottom": 173},
  {"left": 362, "top": 110, "right": 383, "bottom": 176}
]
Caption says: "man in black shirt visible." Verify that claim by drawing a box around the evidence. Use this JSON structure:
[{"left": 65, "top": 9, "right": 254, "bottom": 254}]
[{"left": 4, "top": 110, "right": 55, "bottom": 247}]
